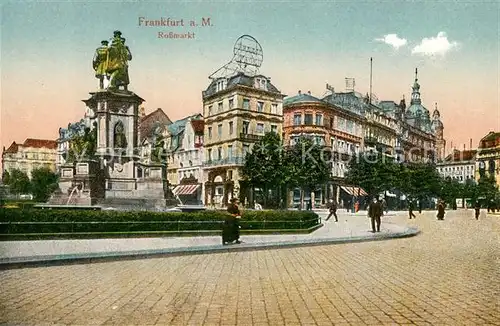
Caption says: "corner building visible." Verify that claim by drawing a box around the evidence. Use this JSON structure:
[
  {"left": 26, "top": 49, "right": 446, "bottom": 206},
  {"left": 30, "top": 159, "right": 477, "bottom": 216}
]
[{"left": 202, "top": 73, "right": 285, "bottom": 207}]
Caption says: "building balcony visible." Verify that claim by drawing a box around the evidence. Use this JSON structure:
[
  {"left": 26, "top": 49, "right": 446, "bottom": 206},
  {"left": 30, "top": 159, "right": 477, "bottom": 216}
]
[
  {"left": 240, "top": 133, "right": 263, "bottom": 142},
  {"left": 364, "top": 136, "right": 378, "bottom": 146},
  {"left": 194, "top": 142, "right": 203, "bottom": 148},
  {"left": 204, "top": 156, "right": 245, "bottom": 167}
]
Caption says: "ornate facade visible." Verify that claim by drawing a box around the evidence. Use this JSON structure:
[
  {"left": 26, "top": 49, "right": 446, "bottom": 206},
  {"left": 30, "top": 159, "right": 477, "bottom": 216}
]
[
  {"left": 2, "top": 139, "right": 57, "bottom": 178},
  {"left": 475, "top": 131, "right": 500, "bottom": 187},
  {"left": 202, "top": 73, "right": 285, "bottom": 207}
]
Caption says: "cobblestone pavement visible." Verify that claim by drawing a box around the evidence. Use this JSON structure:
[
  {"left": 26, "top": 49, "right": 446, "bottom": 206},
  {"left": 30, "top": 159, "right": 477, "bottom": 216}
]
[{"left": 1, "top": 210, "right": 499, "bottom": 325}]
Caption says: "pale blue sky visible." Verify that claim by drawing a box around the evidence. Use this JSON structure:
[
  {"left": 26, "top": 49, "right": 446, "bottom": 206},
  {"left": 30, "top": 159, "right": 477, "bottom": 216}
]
[{"left": 1, "top": 0, "right": 499, "bottom": 154}]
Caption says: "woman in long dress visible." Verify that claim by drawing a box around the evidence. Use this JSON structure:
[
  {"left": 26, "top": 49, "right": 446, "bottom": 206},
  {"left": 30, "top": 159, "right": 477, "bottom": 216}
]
[{"left": 223, "top": 198, "right": 242, "bottom": 245}]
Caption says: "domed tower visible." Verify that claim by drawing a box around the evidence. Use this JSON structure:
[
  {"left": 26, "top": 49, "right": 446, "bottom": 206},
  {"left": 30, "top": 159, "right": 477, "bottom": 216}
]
[
  {"left": 405, "top": 68, "right": 432, "bottom": 132},
  {"left": 432, "top": 102, "right": 446, "bottom": 161}
]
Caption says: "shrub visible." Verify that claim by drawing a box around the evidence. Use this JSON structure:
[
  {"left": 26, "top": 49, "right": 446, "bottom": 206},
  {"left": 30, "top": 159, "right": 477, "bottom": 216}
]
[{"left": 0, "top": 208, "right": 320, "bottom": 235}]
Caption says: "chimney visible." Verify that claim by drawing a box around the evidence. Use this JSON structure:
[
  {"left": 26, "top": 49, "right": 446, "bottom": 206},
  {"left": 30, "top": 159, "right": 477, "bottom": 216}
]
[
  {"left": 470, "top": 138, "right": 473, "bottom": 149},
  {"left": 307, "top": 91, "right": 311, "bottom": 95},
  {"left": 298, "top": 90, "right": 302, "bottom": 95}
]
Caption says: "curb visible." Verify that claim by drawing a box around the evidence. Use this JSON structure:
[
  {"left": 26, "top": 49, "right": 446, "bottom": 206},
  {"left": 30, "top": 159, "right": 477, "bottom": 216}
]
[{"left": 0, "top": 227, "right": 420, "bottom": 270}]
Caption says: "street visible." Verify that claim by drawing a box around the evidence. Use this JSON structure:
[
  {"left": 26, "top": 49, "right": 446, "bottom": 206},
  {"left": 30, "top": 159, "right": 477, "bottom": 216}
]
[{"left": 1, "top": 209, "right": 499, "bottom": 325}]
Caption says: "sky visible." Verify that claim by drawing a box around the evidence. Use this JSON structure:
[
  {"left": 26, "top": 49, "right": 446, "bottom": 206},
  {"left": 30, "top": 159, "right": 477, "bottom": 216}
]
[{"left": 1, "top": 0, "right": 499, "bottom": 162}]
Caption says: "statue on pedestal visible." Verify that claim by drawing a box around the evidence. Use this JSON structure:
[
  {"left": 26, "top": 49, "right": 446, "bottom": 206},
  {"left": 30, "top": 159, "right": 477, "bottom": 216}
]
[
  {"left": 92, "top": 40, "right": 109, "bottom": 89},
  {"left": 106, "top": 30, "right": 132, "bottom": 91}
]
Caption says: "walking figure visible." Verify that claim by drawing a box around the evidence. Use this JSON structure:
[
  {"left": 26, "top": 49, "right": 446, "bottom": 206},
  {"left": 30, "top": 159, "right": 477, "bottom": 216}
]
[
  {"left": 436, "top": 200, "right": 446, "bottom": 220},
  {"left": 222, "top": 198, "right": 242, "bottom": 245},
  {"left": 368, "top": 198, "right": 382, "bottom": 233},
  {"left": 474, "top": 201, "right": 481, "bottom": 220},
  {"left": 408, "top": 201, "right": 417, "bottom": 219},
  {"left": 325, "top": 199, "right": 338, "bottom": 222}
]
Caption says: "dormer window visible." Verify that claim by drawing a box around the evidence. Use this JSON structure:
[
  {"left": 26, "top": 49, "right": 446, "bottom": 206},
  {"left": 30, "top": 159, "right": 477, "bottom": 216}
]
[{"left": 216, "top": 79, "right": 226, "bottom": 92}]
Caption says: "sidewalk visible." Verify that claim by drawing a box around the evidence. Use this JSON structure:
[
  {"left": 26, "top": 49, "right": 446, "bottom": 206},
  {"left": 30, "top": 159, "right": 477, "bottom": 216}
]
[{"left": 0, "top": 211, "right": 419, "bottom": 269}]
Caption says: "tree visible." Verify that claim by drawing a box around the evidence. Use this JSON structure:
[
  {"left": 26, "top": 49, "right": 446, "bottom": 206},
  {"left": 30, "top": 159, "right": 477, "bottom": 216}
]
[
  {"left": 30, "top": 167, "right": 59, "bottom": 202},
  {"left": 345, "top": 151, "right": 397, "bottom": 198},
  {"left": 285, "top": 137, "right": 331, "bottom": 208},
  {"left": 242, "top": 132, "right": 286, "bottom": 207},
  {"left": 3, "top": 169, "right": 31, "bottom": 195},
  {"left": 476, "top": 175, "right": 498, "bottom": 205},
  {"left": 2, "top": 170, "right": 11, "bottom": 184}
]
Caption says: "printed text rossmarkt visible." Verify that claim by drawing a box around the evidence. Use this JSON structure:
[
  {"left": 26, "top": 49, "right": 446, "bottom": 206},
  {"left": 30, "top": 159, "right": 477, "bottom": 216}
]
[{"left": 138, "top": 17, "right": 212, "bottom": 27}]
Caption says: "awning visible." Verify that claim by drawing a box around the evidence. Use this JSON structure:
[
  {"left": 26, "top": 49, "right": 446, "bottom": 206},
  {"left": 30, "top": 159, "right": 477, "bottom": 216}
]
[
  {"left": 173, "top": 184, "right": 199, "bottom": 195},
  {"left": 341, "top": 186, "right": 368, "bottom": 196}
]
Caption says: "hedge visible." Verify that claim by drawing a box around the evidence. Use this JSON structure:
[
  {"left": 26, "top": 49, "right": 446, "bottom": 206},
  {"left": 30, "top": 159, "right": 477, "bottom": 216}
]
[{"left": 0, "top": 208, "right": 320, "bottom": 234}]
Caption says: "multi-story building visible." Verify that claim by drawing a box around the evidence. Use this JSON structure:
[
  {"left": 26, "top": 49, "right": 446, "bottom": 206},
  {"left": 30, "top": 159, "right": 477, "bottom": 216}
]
[
  {"left": 138, "top": 107, "right": 172, "bottom": 163},
  {"left": 2, "top": 138, "right": 58, "bottom": 178},
  {"left": 202, "top": 72, "right": 285, "bottom": 207},
  {"left": 283, "top": 90, "right": 366, "bottom": 208},
  {"left": 475, "top": 131, "right": 500, "bottom": 187},
  {"left": 437, "top": 149, "right": 477, "bottom": 183},
  {"left": 164, "top": 114, "right": 204, "bottom": 204}
]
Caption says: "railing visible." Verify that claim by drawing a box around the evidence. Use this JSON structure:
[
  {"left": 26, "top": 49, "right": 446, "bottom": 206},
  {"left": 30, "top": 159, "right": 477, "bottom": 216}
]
[{"left": 204, "top": 156, "right": 245, "bottom": 167}]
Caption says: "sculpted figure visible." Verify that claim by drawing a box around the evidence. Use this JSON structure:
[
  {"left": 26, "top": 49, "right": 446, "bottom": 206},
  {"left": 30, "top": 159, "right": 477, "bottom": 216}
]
[
  {"left": 106, "top": 31, "right": 132, "bottom": 91},
  {"left": 92, "top": 40, "right": 109, "bottom": 89}
]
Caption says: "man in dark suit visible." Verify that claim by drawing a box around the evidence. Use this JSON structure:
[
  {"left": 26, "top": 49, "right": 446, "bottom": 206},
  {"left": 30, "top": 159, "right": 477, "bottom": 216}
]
[
  {"left": 368, "top": 198, "right": 382, "bottom": 233},
  {"left": 325, "top": 199, "right": 338, "bottom": 222}
]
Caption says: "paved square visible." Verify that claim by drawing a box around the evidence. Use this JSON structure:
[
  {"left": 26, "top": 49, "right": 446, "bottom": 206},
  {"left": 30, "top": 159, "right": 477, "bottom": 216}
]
[{"left": 1, "top": 210, "right": 499, "bottom": 325}]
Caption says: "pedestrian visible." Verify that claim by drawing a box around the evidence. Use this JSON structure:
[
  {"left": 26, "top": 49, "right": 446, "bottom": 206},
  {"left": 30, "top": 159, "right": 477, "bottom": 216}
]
[
  {"left": 418, "top": 200, "right": 423, "bottom": 214},
  {"left": 222, "top": 198, "right": 242, "bottom": 245},
  {"left": 436, "top": 200, "right": 446, "bottom": 220},
  {"left": 368, "top": 198, "right": 382, "bottom": 233},
  {"left": 474, "top": 201, "right": 481, "bottom": 220},
  {"left": 325, "top": 199, "right": 338, "bottom": 222},
  {"left": 408, "top": 201, "right": 417, "bottom": 219}
]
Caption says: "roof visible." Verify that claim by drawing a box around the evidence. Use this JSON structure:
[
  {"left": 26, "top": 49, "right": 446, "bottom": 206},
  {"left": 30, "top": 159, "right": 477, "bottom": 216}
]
[
  {"left": 139, "top": 108, "right": 172, "bottom": 142},
  {"left": 191, "top": 119, "right": 204, "bottom": 134},
  {"left": 443, "top": 149, "right": 477, "bottom": 162},
  {"left": 378, "top": 101, "right": 399, "bottom": 112},
  {"left": 167, "top": 113, "right": 202, "bottom": 136},
  {"left": 3, "top": 138, "right": 57, "bottom": 154},
  {"left": 322, "top": 92, "right": 365, "bottom": 116},
  {"left": 479, "top": 131, "right": 500, "bottom": 149},
  {"left": 203, "top": 72, "right": 281, "bottom": 98},
  {"left": 3, "top": 142, "right": 18, "bottom": 154},
  {"left": 283, "top": 93, "right": 324, "bottom": 106}
]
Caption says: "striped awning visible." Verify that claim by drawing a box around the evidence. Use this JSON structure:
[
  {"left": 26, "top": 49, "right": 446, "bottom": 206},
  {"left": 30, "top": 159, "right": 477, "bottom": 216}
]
[
  {"left": 341, "top": 186, "right": 368, "bottom": 197},
  {"left": 173, "top": 184, "right": 200, "bottom": 195}
]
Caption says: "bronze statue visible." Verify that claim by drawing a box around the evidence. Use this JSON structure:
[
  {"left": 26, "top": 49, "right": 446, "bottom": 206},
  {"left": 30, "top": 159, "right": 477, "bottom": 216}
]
[
  {"left": 92, "top": 40, "right": 109, "bottom": 89},
  {"left": 106, "top": 31, "right": 132, "bottom": 91}
]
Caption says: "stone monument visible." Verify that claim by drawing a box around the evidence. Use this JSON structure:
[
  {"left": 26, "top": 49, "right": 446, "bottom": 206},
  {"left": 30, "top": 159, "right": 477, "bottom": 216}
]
[{"left": 48, "top": 30, "right": 172, "bottom": 209}]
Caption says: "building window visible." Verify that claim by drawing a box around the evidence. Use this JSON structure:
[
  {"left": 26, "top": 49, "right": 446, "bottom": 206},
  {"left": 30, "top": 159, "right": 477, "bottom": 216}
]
[
  {"left": 256, "top": 123, "right": 264, "bottom": 134},
  {"left": 229, "top": 121, "right": 234, "bottom": 135},
  {"left": 257, "top": 101, "right": 264, "bottom": 112},
  {"left": 304, "top": 113, "right": 313, "bottom": 125},
  {"left": 294, "top": 114, "right": 301, "bottom": 125},
  {"left": 207, "top": 149, "right": 212, "bottom": 161},
  {"left": 243, "top": 98, "right": 250, "bottom": 110},
  {"left": 208, "top": 105, "right": 212, "bottom": 116},
  {"left": 271, "top": 104, "right": 278, "bottom": 114},
  {"left": 218, "top": 147, "right": 222, "bottom": 160},
  {"left": 218, "top": 102, "right": 223, "bottom": 112},
  {"left": 216, "top": 79, "right": 225, "bottom": 92},
  {"left": 315, "top": 114, "right": 323, "bottom": 126},
  {"left": 229, "top": 98, "right": 234, "bottom": 110},
  {"left": 218, "top": 124, "right": 222, "bottom": 138},
  {"left": 228, "top": 170, "right": 233, "bottom": 180},
  {"left": 242, "top": 121, "right": 249, "bottom": 134},
  {"left": 208, "top": 127, "right": 212, "bottom": 139},
  {"left": 271, "top": 124, "right": 277, "bottom": 134},
  {"left": 329, "top": 118, "right": 334, "bottom": 129},
  {"left": 228, "top": 145, "right": 233, "bottom": 159}
]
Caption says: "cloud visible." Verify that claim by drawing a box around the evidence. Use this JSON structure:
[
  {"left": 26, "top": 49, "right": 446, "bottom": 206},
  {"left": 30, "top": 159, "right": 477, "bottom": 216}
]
[
  {"left": 375, "top": 34, "right": 408, "bottom": 49},
  {"left": 411, "top": 32, "right": 459, "bottom": 56}
]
